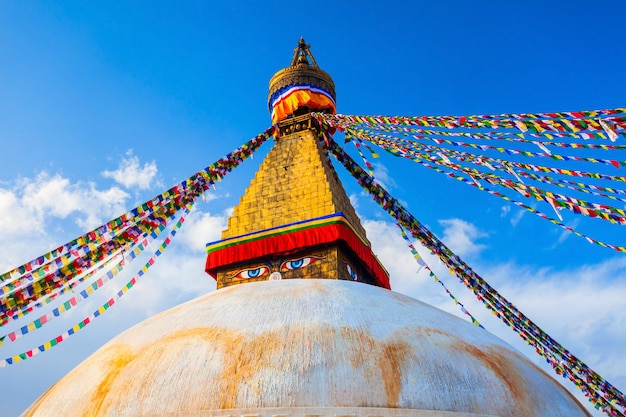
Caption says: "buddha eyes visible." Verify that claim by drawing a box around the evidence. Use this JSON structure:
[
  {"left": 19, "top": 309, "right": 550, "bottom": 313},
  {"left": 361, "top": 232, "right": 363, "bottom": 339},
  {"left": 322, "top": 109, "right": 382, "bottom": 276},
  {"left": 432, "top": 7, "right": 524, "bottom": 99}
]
[
  {"left": 231, "top": 255, "right": 324, "bottom": 280},
  {"left": 232, "top": 266, "right": 269, "bottom": 279},
  {"left": 345, "top": 262, "right": 358, "bottom": 281},
  {"left": 280, "top": 256, "right": 321, "bottom": 271}
]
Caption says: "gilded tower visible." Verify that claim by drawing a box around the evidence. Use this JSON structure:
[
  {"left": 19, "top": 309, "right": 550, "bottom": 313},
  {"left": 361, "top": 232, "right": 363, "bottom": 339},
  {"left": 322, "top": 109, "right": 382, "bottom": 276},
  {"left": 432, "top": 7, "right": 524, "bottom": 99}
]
[{"left": 205, "top": 38, "right": 390, "bottom": 290}]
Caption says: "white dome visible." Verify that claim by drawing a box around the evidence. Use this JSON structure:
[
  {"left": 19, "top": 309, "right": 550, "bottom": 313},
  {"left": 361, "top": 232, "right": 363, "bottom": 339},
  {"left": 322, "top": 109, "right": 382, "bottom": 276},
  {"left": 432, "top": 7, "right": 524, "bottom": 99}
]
[{"left": 21, "top": 279, "right": 589, "bottom": 417}]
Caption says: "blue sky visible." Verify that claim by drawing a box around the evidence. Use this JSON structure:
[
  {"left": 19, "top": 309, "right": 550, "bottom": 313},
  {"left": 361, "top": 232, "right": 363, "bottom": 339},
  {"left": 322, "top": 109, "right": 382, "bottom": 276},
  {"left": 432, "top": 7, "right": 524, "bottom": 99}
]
[{"left": 1, "top": 2, "right": 625, "bottom": 416}]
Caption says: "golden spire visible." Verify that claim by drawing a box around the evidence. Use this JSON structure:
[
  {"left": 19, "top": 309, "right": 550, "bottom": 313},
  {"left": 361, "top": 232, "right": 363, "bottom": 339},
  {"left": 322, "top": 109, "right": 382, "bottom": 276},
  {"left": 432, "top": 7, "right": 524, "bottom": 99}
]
[
  {"left": 290, "top": 37, "right": 319, "bottom": 67},
  {"left": 268, "top": 37, "right": 336, "bottom": 124},
  {"left": 206, "top": 39, "right": 389, "bottom": 290}
]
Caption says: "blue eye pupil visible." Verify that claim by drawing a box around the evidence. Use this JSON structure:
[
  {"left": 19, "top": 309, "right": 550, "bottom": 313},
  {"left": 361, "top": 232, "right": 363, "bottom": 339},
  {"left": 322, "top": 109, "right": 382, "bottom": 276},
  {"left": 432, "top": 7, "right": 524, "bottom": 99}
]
[
  {"left": 290, "top": 259, "right": 304, "bottom": 269},
  {"left": 347, "top": 264, "right": 357, "bottom": 280},
  {"left": 248, "top": 268, "right": 262, "bottom": 277}
]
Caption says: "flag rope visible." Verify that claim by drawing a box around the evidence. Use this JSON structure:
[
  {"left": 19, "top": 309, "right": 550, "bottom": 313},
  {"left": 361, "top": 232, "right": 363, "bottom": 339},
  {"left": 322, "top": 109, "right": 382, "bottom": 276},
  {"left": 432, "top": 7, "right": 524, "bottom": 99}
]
[
  {"left": 324, "top": 130, "right": 625, "bottom": 417},
  {"left": 0, "top": 128, "right": 272, "bottom": 362},
  {"left": 0, "top": 204, "right": 193, "bottom": 367}
]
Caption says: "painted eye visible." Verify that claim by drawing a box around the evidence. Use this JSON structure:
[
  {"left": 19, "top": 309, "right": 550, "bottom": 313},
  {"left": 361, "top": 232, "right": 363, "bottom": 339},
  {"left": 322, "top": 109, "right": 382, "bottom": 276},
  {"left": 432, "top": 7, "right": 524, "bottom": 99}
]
[
  {"left": 345, "top": 263, "right": 358, "bottom": 281},
  {"left": 281, "top": 256, "right": 318, "bottom": 271},
  {"left": 232, "top": 266, "right": 269, "bottom": 280}
]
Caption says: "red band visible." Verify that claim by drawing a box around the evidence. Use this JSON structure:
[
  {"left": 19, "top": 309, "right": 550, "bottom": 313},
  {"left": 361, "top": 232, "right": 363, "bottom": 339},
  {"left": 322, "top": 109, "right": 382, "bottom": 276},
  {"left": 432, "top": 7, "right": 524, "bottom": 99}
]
[{"left": 205, "top": 218, "right": 390, "bottom": 289}]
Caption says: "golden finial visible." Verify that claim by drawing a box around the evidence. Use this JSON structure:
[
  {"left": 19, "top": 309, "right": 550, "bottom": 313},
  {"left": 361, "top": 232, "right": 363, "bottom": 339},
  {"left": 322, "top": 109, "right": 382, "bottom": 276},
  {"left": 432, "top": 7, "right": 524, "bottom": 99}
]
[
  {"left": 268, "top": 38, "right": 336, "bottom": 124},
  {"left": 290, "top": 37, "right": 319, "bottom": 68}
]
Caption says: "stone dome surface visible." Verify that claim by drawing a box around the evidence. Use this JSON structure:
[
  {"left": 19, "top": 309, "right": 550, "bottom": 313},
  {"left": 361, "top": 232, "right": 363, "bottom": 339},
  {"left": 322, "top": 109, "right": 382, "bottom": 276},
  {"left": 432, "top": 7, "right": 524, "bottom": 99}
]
[{"left": 21, "top": 279, "right": 589, "bottom": 417}]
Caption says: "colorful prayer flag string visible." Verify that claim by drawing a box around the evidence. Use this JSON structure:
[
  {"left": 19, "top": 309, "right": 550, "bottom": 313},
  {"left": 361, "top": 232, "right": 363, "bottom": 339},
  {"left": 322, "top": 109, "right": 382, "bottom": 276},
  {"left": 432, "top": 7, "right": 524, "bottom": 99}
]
[
  {"left": 0, "top": 255, "right": 123, "bottom": 347},
  {"left": 313, "top": 111, "right": 626, "bottom": 255},
  {"left": 366, "top": 130, "right": 626, "bottom": 220},
  {"left": 0, "top": 128, "right": 272, "bottom": 287},
  {"left": 346, "top": 121, "right": 626, "bottom": 150},
  {"left": 0, "top": 200, "right": 188, "bottom": 325},
  {"left": 323, "top": 131, "right": 625, "bottom": 417},
  {"left": 0, "top": 129, "right": 273, "bottom": 362},
  {"left": 0, "top": 204, "right": 193, "bottom": 367},
  {"left": 396, "top": 222, "right": 484, "bottom": 329},
  {"left": 0, "top": 204, "right": 181, "bottom": 346},
  {"left": 353, "top": 130, "right": 626, "bottom": 252},
  {"left": 319, "top": 109, "right": 626, "bottom": 138}
]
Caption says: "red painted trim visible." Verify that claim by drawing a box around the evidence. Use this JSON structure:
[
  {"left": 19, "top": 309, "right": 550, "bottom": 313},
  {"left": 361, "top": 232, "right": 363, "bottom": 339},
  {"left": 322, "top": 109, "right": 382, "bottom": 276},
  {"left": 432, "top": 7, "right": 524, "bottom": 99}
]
[{"left": 205, "top": 222, "right": 390, "bottom": 289}]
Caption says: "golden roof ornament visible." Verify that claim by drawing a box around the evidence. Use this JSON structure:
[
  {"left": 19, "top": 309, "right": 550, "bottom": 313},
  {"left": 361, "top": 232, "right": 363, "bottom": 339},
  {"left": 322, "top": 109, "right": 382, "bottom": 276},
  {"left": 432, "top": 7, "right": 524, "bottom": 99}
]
[{"left": 268, "top": 38, "right": 336, "bottom": 124}]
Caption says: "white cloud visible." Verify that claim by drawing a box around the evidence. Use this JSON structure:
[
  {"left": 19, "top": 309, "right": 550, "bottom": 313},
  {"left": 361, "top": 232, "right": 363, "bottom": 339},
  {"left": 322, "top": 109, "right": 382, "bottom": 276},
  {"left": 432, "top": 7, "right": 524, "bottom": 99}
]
[
  {"left": 471, "top": 258, "right": 626, "bottom": 406},
  {"left": 552, "top": 218, "right": 579, "bottom": 247},
  {"left": 372, "top": 162, "right": 397, "bottom": 191},
  {"left": 438, "top": 218, "right": 487, "bottom": 257},
  {"left": 0, "top": 188, "right": 42, "bottom": 236},
  {"left": 76, "top": 206, "right": 232, "bottom": 317},
  {"left": 20, "top": 175, "right": 74, "bottom": 217},
  {"left": 78, "top": 185, "right": 130, "bottom": 230},
  {"left": 348, "top": 193, "right": 360, "bottom": 211},
  {"left": 1, "top": 172, "right": 129, "bottom": 232},
  {"left": 110, "top": 249, "right": 214, "bottom": 318},
  {"left": 485, "top": 258, "right": 626, "bottom": 343},
  {"left": 364, "top": 216, "right": 625, "bottom": 416},
  {"left": 102, "top": 150, "right": 159, "bottom": 190},
  {"left": 500, "top": 203, "right": 526, "bottom": 226},
  {"left": 510, "top": 207, "right": 526, "bottom": 226},
  {"left": 363, "top": 219, "right": 427, "bottom": 294},
  {"left": 178, "top": 208, "right": 230, "bottom": 252},
  {"left": 0, "top": 172, "right": 129, "bottom": 270},
  {"left": 22, "top": 172, "right": 129, "bottom": 230}
]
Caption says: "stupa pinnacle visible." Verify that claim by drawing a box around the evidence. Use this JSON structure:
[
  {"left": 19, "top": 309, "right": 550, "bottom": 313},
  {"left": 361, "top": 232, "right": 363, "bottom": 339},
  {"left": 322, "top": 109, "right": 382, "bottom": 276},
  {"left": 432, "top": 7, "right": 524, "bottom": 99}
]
[{"left": 268, "top": 37, "right": 336, "bottom": 124}]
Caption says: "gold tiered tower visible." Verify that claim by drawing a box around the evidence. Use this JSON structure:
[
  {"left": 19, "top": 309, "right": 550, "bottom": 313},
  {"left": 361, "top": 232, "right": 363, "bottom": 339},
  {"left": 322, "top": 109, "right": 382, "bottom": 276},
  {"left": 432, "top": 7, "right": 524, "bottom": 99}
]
[{"left": 205, "top": 38, "right": 389, "bottom": 290}]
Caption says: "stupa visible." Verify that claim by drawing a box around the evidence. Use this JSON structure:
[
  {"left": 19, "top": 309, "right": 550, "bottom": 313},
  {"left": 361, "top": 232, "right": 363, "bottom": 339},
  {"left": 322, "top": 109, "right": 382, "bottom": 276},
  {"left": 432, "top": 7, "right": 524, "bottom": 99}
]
[{"left": 21, "top": 39, "right": 590, "bottom": 417}]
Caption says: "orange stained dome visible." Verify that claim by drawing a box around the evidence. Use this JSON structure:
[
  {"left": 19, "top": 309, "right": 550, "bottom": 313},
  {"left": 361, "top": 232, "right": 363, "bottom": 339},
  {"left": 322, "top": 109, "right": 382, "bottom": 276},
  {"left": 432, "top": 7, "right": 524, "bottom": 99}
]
[{"left": 21, "top": 280, "right": 590, "bottom": 417}]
